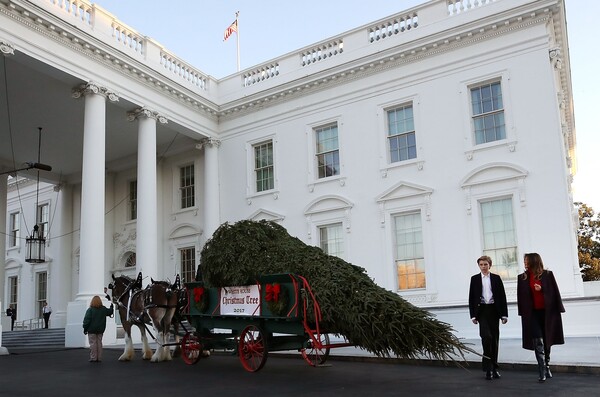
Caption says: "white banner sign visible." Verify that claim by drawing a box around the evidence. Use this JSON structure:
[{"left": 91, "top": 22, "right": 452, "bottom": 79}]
[{"left": 220, "top": 285, "right": 260, "bottom": 316}]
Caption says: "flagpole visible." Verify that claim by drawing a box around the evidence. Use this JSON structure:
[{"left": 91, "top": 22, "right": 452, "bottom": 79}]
[{"left": 235, "top": 11, "right": 240, "bottom": 72}]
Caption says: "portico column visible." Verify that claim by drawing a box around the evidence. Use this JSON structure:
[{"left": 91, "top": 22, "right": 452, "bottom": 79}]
[
  {"left": 197, "top": 137, "right": 221, "bottom": 238},
  {"left": 127, "top": 108, "right": 167, "bottom": 279},
  {"left": 66, "top": 82, "right": 118, "bottom": 347},
  {"left": 0, "top": 175, "right": 7, "bottom": 309},
  {"left": 1, "top": 41, "right": 15, "bottom": 313}
]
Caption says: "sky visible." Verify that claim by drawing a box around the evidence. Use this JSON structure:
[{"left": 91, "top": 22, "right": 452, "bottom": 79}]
[{"left": 95, "top": 0, "right": 599, "bottom": 211}]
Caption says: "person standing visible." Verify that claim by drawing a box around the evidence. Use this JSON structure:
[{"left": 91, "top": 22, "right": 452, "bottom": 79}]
[
  {"left": 468, "top": 255, "right": 508, "bottom": 380},
  {"left": 42, "top": 301, "right": 52, "bottom": 329},
  {"left": 517, "top": 252, "right": 565, "bottom": 382},
  {"left": 6, "top": 305, "right": 16, "bottom": 331},
  {"left": 82, "top": 295, "right": 114, "bottom": 362}
]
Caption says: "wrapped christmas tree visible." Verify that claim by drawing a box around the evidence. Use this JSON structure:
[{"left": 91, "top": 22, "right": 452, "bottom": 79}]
[{"left": 201, "top": 219, "right": 470, "bottom": 360}]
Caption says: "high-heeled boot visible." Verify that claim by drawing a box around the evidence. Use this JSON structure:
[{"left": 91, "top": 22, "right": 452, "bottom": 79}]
[
  {"left": 544, "top": 347, "right": 553, "bottom": 378},
  {"left": 534, "top": 338, "right": 546, "bottom": 382}
]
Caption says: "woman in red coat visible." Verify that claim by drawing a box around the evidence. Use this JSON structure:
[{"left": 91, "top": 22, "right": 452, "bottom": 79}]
[{"left": 517, "top": 253, "right": 565, "bottom": 382}]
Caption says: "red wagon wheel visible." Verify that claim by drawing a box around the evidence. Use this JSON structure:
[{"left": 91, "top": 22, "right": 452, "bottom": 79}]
[
  {"left": 301, "top": 332, "right": 330, "bottom": 366},
  {"left": 238, "top": 324, "right": 268, "bottom": 372},
  {"left": 181, "top": 332, "right": 202, "bottom": 365}
]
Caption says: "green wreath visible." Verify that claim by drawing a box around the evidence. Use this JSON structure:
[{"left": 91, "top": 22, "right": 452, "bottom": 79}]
[
  {"left": 193, "top": 287, "right": 209, "bottom": 313},
  {"left": 265, "top": 283, "right": 289, "bottom": 317}
]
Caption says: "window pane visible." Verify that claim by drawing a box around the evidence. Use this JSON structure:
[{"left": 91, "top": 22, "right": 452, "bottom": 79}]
[
  {"left": 315, "top": 125, "right": 340, "bottom": 179},
  {"left": 471, "top": 82, "right": 505, "bottom": 145},
  {"left": 180, "top": 165, "right": 195, "bottom": 208},
  {"left": 388, "top": 105, "right": 416, "bottom": 163},
  {"left": 481, "top": 198, "right": 518, "bottom": 279},
  {"left": 180, "top": 247, "right": 196, "bottom": 284},
  {"left": 254, "top": 141, "right": 274, "bottom": 192},
  {"left": 394, "top": 212, "right": 425, "bottom": 290},
  {"left": 319, "top": 223, "right": 344, "bottom": 259},
  {"left": 129, "top": 181, "right": 137, "bottom": 220}
]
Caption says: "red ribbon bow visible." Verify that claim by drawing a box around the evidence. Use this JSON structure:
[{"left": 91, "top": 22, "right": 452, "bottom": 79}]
[
  {"left": 265, "top": 283, "right": 281, "bottom": 302},
  {"left": 193, "top": 287, "right": 205, "bottom": 303}
]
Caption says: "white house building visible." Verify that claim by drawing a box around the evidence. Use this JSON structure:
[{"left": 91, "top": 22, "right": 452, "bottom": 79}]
[{"left": 2, "top": 0, "right": 596, "bottom": 347}]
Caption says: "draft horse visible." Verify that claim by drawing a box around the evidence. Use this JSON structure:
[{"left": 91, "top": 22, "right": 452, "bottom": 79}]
[{"left": 108, "top": 272, "right": 179, "bottom": 362}]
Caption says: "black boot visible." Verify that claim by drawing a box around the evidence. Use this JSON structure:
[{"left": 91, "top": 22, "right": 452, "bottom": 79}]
[
  {"left": 544, "top": 347, "right": 553, "bottom": 379},
  {"left": 534, "top": 338, "right": 546, "bottom": 382}
]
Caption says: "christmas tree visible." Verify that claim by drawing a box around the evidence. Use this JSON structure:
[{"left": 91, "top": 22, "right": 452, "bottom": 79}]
[{"left": 201, "top": 220, "right": 470, "bottom": 360}]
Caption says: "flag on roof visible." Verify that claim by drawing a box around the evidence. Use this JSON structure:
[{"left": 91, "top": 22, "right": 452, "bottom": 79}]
[{"left": 224, "top": 20, "right": 238, "bottom": 41}]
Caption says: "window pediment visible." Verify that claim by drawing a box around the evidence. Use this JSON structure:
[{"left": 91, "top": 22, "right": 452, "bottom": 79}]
[
  {"left": 461, "top": 163, "right": 528, "bottom": 188},
  {"left": 248, "top": 208, "right": 285, "bottom": 222},
  {"left": 168, "top": 224, "right": 202, "bottom": 239},
  {"left": 376, "top": 181, "right": 433, "bottom": 203},
  {"left": 304, "top": 195, "right": 353, "bottom": 216}
]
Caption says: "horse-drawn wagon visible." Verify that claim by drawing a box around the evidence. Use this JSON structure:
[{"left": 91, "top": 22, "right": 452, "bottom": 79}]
[{"left": 181, "top": 273, "right": 352, "bottom": 372}]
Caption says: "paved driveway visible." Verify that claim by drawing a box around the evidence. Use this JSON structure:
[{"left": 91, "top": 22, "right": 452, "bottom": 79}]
[{"left": 0, "top": 348, "right": 598, "bottom": 396}]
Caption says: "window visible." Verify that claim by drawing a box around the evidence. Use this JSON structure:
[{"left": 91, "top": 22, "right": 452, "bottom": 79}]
[
  {"left": 37, "top": 203, "right": 49, "bottom": 238},
  {"left": 254, "top": 141, "right": 274, "bottom": 192},
  {"left": 319, "top": 223, "right": 344, "bottom": 258},
  {"left": 315, "top": 124, "right": 339, "bottom": 178},
  {"left": 125, "top": 252, "right": 136, "bottom": 268},
  {"left": 387, "top": 104, "right": 416, "bottom": 162},
  {"left": 471, "top": 81, "right": 505, "bottom": 144},
  {"left": 9, "top": 211, "right": 20, "bottom": 247},
  {"left": 480, "top": 198, "right": 518, "bottom": 279},
  {"left": 180, "top": 165, "right": 195, "bottom": 209},
  {"left": 9, "top": 276, "right": 18, "bottom": 308},
  {"left": 129, "top": 181, "right": 137, "bottom": 221},
  {"left": 394, "top": 212, "right": 425, "bottom": 290},
  {"left": 180, "top": 247, "right": 196, "bottom": 284},
  {"left": 37, "top": 272, "right": 47, "bottom": 317}
]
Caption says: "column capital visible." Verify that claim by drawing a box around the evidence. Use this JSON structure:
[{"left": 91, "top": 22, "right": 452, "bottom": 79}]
[
  {"left": 127, "top": 107, "right": 168, "bottom": 124},
  {"left": 196, "top": 137, "right": 221, "bottom": 150},
  {"left": 1, "top": 41, "right": 15, "bottom": 56},
  {"left": 72, "top": 82, "right": 119, "bottom": 102}
]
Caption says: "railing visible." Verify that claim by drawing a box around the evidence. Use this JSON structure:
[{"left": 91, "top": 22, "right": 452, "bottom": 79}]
[
  {"left": 13, "top": 317, "right": 44, "bottom": 330},
  {"left": 30, "top": 0, "right": 503, "bottom": 98},
  {"left": 446, "top": 0, "right": 498, "bottom": 16}
]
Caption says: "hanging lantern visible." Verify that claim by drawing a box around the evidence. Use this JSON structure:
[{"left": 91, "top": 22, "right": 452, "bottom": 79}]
[{"left": 26, "top": 222, "right": 46, "bottom": 263}]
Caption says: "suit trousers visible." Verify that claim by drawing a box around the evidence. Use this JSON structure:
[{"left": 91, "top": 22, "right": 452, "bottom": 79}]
[{"left": 478, "top": 304, "right": 500, "bottom": 371}]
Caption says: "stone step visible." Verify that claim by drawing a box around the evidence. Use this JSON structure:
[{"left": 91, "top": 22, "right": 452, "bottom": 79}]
[{"left": 2, "top": 328, "right": 65, "bottom": 348}]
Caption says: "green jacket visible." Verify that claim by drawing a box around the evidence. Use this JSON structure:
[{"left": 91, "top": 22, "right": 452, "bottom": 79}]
[{"left": 82, "top": 305, "right": 113, "bottom": 334}]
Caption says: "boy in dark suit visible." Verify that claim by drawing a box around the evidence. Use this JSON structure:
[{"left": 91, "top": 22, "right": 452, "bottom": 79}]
[{"left": 469, "top": 255, "right": 508, "bottom": 380}]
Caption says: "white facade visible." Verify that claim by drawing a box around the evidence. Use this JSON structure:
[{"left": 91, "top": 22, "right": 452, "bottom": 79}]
[{"left": 2, "top": 0, "right": 596, "bottom": 344}]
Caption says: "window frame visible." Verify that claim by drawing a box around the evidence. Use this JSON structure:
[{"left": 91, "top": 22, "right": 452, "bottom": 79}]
[
  {"left": 179, "top": 164, "right": 196, "bottom": 210},
  {"left": 9, "top": 211, "right": 20, "bottom": 248},
  {"left": 179, "top": 247, "right": 196, "bottom": 284},
  {"left": 393, "top": 211, "right": 426, "bottom": 291},
  {"left": 128, "top": 180, "right": 137, "bottom": 221},
  {"left": 36, "top": 271, "right": 48, "bottom": 317},
  {"left": 318, "top": 222, "right": 345, "bottom": 259},
  {"left": 479, "top": 196, "right": 519, "bottom": 280},
  {"left": 253, "top": 140, "right": 275, "bottom": 193},
  {"left": 386, "top": 102, "right": 417, "bottom": 163},
  {"left": 315, "top": 122, "right": 340, "bottom": 179},
  {"left": 37, "top": 202, "right": 49, "bottom": 239},
  {"left": 470, "top": 80, "right": 506, "bottom": 145},
  {"left": 460, "top": 71, "right": 515, "bottom": 157}
]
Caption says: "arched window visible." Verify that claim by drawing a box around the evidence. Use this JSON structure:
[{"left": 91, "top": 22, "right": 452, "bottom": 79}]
[{"left": 125, "top": 252, "right": 136, "bottom": 268}]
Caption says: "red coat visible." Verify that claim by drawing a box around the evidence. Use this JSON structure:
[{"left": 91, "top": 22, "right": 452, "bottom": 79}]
[{"left": 517, "top": 270, "right": 565, "bottom": 350}]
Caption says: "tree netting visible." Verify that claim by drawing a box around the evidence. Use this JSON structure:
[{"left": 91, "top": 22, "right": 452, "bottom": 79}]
[{"left": 200, "top": 220, "right": 471, "bottom": 360}]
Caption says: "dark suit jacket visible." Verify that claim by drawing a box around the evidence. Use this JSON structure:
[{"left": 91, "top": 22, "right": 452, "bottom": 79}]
[{"left": 469, "top": 272, "right": 508, "bottom": 320}]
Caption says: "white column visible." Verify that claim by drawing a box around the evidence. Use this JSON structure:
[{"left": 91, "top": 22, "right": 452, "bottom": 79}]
[
  {"left": 1, "top": 42, "right": 14, "bottom": 343},
  {"left": 66, "top": 82, "right": 118, "bottom": 348},
  {"left": 49, "top": 183, "right": 72, "bottom": 329},
  {"left": 128, "top": 108, "right": 167, "bottom": 280},
  {"left": 0, "top": 175, "right": 7, "bottom": 310},
  {"left": 199, "top": 138, "right": 221, "bottom": 238}
]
